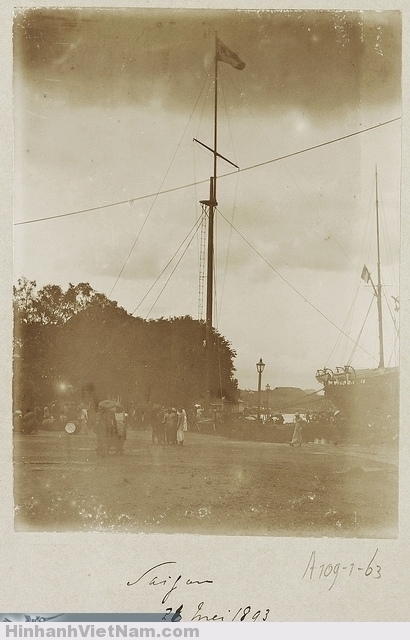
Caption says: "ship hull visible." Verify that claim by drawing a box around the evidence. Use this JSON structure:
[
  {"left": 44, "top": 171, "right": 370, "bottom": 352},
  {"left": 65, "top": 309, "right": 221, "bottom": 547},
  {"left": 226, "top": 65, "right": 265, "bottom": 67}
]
[{"left": 324, "top": 367, "right": 399, "bottom": 430}]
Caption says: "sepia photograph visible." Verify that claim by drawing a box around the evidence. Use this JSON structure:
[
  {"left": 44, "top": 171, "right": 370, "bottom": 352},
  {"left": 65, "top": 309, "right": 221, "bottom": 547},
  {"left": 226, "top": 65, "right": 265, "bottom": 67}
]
[{"left": 12, "top": 7, "right": 401, "bottom": 539}]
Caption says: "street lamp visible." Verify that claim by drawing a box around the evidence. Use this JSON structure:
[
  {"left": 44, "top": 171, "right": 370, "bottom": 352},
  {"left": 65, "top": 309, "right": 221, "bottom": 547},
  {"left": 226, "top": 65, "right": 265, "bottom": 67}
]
[
  {"left": 266, "top": 383, "right": 270, "bottom": 420},
  {"left": 256, "top": 358, "right": 265, "bottom": 422}
]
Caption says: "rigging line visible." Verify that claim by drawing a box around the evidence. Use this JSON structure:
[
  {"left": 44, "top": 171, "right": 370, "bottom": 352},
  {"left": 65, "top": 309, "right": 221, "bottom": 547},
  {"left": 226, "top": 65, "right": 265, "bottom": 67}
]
[
  {"left": 213, "top": 211, "right": 219, "bottom": 329},
  {"left": 193, "top": 146, "right": 200, "bottom": 275},
  {"left": 195, "top": 73, "right": 213, "bottom": 282},
  {"left": 217, "top": 72, "right": 239, "bottom": 322},
  {"left": 144, "top": 218, "right": 202, "bottom": 319},
  {"left": 347, "top": 296, "right": 375, "bottom": 365},
  {"left": 216, "top": 332, "right": 224, "bottom": 400},
  {"left": 211, "top": 213, "right": 224, "bottom": 398},
  {"left": 225, "top": 71, "right": 359, "bottom": 272},
  {"left": 325, "top": 279, "right": 362, "bottom": 368},
  {"left": 382, "top": 289, "right": 400, "bottom": 339},
  {"left": 220, "top": 67, "right": 239, "bottom": 168},
  {"left": 218, "top": 176, "right": 237, "bottom": 322},
  {"left": 379, "top": 182, "right": 399, "bottom": 293},
  {"left": 77, "top": 216, "right": 204, "bottom": 382},
  {"left": 278, "top": 388, "right": 327, "bottom": 414},
  {"left": 388, "top": 335, "right": 399, "bottom": 368},
  {"left": 14, "top": 117, "right": 401, "bottom": 227},
  {"left": 108, "top": 65, "right": 214, "bottom": 300},
  {"left": 217, "top": 207, "right": 378, "bottom": 364},
  {"left": 387, "top": 303, "right": 400, "bottom": 367},
  {"left": 341, "top": 288, "right": 358, "bottom": 361},
  {"left": 132, "top": 216, "right": 203, "bottom": 316},
  {"left": 361, "top": 173, "right": 377, "bottom": 270},
  {"left": 345, "top": 173, "right": 381, "bottom": 360}
]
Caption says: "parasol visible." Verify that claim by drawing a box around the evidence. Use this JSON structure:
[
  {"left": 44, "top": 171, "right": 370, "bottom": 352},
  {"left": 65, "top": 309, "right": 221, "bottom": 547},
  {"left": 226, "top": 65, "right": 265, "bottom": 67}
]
[{"left": 98, "top": 400, "right": 117, "bottom": 411}]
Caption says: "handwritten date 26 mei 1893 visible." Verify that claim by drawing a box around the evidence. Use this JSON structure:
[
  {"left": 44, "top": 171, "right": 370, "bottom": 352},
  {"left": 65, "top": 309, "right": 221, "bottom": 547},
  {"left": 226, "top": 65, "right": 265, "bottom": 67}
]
[{"left": 127, "top": 561, "right": 270, "bottom": 622}]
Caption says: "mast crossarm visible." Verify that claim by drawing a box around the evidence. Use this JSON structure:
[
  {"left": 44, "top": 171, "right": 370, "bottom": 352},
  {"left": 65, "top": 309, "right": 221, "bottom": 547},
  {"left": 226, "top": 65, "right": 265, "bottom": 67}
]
[
  {"left": 200, "top": 199, "right": 218, "bottom": 207},
  {"left": 193, "top": 138, "right": 240, "bottom": 170}
]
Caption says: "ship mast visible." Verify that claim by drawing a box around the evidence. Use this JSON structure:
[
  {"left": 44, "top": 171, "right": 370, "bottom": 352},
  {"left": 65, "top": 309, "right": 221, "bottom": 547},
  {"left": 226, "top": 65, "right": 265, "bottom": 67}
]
[
  {"left": 195, "top": 33, "right": 242, "bottom": 403},
  {"left": 206, "top": 32, "right": 219, "bottom": 332},
  {"left": 198, "top": 35, "right": 218, "bottom": 407},
  {"left": 375, "top": 165, "right": 385, "bottom": 368}
]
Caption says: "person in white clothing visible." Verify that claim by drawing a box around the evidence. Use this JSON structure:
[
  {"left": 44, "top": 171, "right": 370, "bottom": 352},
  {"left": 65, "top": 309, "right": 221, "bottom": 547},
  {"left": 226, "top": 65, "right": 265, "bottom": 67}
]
[
  {"left": 289, "top": 411, "right": 304, "bottom": 447},
  {"left": 176, "top": 408, "right": 188, "bottom": 445}
]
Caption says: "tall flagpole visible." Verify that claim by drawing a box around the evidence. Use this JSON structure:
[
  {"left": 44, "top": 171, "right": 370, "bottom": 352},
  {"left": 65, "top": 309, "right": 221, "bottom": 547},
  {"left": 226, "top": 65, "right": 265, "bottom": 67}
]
[
  {"left": 206, "top": 33, "right": 218, "bottom": 330},
  {"left": 195, "top": 34, "right": 242, "bottom": 406},
  {"left": 204, "top": 33, "right": 218, "bottom": 406}
]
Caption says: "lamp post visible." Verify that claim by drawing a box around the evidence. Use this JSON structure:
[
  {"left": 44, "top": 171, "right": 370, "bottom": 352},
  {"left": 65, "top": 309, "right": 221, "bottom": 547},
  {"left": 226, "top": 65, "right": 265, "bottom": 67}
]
[
  {"left": 256, "top": 358, "right": 265, "bottom": 422},
  {"left": 265, "top": 383, "right": 270, "bottom": 420}
]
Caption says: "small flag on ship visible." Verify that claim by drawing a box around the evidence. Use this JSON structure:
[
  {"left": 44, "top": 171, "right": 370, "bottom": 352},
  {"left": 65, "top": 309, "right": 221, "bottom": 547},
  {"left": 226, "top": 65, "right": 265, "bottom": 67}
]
[
  {"left": 216, "top": 38, "right": 245, "bottom": 70},
  {"left": 361, "top": 264, "right": 371, "bottom": 283}
]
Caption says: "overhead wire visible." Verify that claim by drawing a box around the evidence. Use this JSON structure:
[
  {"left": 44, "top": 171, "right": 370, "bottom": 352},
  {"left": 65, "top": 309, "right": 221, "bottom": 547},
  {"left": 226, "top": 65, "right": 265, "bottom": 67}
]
[
  {"left": 14, "top": 117, "right": 400, "bottom": 227},
  {"left": 217, "top": 206, "right": 378, "bottom": 363},
  {"left": 217, "top": 70, "right": 389, "bottom": 273},
  {"left": 221, "top": 68, "right": 400, "bottom": 372}
]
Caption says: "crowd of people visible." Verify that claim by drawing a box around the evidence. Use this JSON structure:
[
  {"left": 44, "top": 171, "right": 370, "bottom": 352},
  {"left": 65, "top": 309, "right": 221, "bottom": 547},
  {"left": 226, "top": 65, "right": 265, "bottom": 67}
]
[
  {"left": 151, "top": 407, "right": 188, "bottom": 445},
  {"left": 15, "top": 400, "right": 348, "bottom": 450},
  {"left": 13, "top": 399, "right": 193, "bottom": 455},
  {"left": 13, "top": 402, "right": 91, "bottom": 434},
  {"left": 95, "top": 403, "right": 191, "bottom": 454}
]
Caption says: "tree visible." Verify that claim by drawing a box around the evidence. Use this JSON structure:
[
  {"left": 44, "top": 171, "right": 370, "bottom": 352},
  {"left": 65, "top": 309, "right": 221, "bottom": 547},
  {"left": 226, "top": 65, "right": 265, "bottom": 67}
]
[
  {"left": 13, "top": 280, "right": 123, "bottom": 409},
  {"left": 13, "top": 279, "right": 239, "bottom": 412}
]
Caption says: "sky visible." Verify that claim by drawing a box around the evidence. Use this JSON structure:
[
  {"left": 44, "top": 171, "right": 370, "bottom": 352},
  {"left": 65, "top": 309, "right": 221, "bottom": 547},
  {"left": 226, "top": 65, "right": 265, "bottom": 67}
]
[{"left": 13, "top": 8, "right": 401, "bottom": 390}]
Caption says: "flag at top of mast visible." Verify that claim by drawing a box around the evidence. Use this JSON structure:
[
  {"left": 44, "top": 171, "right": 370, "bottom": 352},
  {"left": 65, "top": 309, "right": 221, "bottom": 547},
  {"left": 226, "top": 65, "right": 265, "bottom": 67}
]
[{"left": 216, "top": 37, "right": 245, "bottom": 70}]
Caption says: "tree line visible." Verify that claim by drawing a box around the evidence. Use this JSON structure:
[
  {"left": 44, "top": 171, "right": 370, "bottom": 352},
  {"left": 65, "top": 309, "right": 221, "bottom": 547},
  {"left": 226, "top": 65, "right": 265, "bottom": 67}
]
[{"left": 13, "top": 278, "right": 239, "bottom": 412}]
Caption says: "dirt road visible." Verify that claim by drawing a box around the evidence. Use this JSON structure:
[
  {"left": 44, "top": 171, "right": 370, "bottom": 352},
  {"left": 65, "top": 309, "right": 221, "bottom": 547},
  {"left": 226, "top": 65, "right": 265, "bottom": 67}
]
[{"left": 13, "top": 428, "right": 398, "bottom": 537}]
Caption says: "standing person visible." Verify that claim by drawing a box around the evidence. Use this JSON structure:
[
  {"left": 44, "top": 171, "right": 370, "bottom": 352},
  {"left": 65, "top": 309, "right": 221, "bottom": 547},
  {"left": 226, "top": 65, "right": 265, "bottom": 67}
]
[
  {"left": 95, "top": 408, "right": 110, "bottom": 456},
  {"left": 13, "top": 410, "right": 23, "bottom": 431},
  {"left": 331, "top": 410, "right": 345, "bottom": 445},
  {"left": 289, "top": 411, "right": 304, "bottom": 447},
  {"left": 114, "top": 405, "right": 127, "bottom": 454},
  {"left": 42, "top": 406, "right": 55, "bottom": 430},
  {"left": 176, "top": 408, "right": 187, "bottom": 445},
  {"left": 163, "top": 408, "right": 172, "bottom": 444},
  {"left": 192, "top": 405, "right": 202, "bottom": 431},
  {"left": 78, "top": 404, "right": 89, "bottom": 434},
  {"left": 95, "top": 401, "right": 116, "bottom": 456},
  {"left": 21, "top": 408, "right": 39, "bottom": 434},
  {"left": 150, "top": 405, "right": 159, "bottom": 444},
  {"left": 157, "top": 407, "right": 166, "bottom": 444},
  {"left": 171, "top": 407, "right": 179, "bottom": 444},
  {"left": 164, "top": 408, "right": 177, "bottom": 444}
]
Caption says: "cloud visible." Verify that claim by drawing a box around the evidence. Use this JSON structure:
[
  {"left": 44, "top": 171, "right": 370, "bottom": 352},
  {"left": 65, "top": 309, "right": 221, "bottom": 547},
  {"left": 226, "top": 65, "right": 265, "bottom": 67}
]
[{"left": 14, "top": 9, "right": 401, "bottom": 121}]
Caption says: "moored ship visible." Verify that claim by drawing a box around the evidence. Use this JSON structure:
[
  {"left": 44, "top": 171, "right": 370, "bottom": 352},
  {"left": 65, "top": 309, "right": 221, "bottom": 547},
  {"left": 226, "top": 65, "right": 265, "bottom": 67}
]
[{"left": 316, "top": 168, "right": 399, "bottom": 433}]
